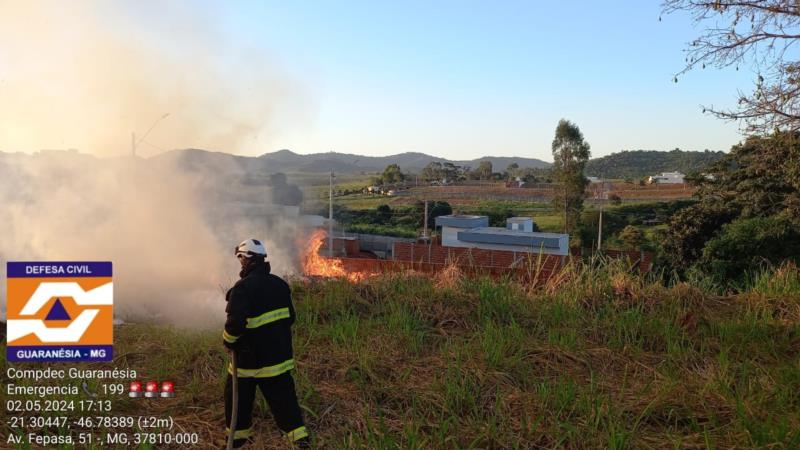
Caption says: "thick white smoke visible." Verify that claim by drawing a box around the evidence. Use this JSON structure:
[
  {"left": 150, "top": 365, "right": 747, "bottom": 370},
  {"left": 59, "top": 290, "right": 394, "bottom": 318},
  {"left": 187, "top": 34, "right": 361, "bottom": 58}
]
[
  {"left": 0, "top": 0, "right": 313, "bottom": 324},
  {"left": 0, "top": 1, "right": 309, "bottom": 156},
  {"left": 0, "top": 152, "right": 304, "bottom": 325}
]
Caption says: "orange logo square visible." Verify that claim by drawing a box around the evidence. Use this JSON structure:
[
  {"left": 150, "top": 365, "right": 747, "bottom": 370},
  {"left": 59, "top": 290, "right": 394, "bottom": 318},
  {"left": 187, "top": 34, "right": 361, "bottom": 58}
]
[{"left": 6, "top": 262, "right": 113, "bottom": 362}]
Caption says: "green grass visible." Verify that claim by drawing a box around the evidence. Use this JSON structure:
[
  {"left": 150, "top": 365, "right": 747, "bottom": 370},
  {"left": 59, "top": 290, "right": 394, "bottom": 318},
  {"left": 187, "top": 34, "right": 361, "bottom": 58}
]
[
  {"left": 530, "top": 214, "right": 562, "bottom": 232},
  {"left": 313, "top": 193, "right": 685, "bottom": 238},
  {"left": 3, "top": 263, "right": 799, "bottom": 448},
  {"left": 293, "top": 173, "right": 375, "bottom": 189},
  {"left": 344, "top": 223, "right": 417, "bottom": 238},
  {"left": 332, "top": 194, "right": 404, "bottom": 210}
]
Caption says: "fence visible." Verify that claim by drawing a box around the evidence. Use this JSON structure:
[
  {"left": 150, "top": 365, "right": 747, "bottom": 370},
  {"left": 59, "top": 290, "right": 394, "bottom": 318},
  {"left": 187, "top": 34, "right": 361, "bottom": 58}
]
[
  {"left": 336, "top": 257, "right": 566, "bottom": 284},
  {"left": 326, "top": 243, "right": 653, "bottom": 284},
  {"left": 392, "top": 242, "right": 652, "bottom": 273}
]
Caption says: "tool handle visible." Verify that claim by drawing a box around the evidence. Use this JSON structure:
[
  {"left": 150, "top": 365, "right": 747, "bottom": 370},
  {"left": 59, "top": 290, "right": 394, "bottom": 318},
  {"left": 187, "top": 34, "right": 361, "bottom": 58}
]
[{"left": 226, "top": 350, "right": 238, "bottom": 450}]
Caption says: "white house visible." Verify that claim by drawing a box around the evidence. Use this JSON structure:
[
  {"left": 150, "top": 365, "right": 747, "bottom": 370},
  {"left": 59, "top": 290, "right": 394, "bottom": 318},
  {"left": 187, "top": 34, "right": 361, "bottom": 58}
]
[{"left": 648, "top": 172, "right": 685, "bottom": 184}]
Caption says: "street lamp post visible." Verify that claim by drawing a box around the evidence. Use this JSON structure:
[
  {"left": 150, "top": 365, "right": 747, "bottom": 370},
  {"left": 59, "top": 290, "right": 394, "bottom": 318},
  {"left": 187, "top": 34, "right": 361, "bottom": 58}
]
[{"left": 132, "top": 113, "right": 170, "bottom": 157}]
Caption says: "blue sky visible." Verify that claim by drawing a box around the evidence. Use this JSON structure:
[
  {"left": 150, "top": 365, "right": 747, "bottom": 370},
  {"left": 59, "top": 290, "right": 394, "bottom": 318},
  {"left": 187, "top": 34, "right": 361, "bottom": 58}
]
[
  {"left": 0, "top": 1, "right": 756, "bottom": 161},
  {"left": 219, "top": 1, "right": 753, "bottom": 160}
]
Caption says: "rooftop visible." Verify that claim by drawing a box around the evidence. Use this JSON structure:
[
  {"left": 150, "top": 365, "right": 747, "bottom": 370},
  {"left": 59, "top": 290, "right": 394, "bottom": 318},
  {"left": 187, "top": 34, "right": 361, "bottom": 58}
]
[
  {"left": 442, "top": 214, "right": 484, "bottom": 219},
  {"left": 435, "top": 215, "right": 490, "bottom": 228},
  {"left": 457, "top": 227, "right": 567, "bottom": 249}
]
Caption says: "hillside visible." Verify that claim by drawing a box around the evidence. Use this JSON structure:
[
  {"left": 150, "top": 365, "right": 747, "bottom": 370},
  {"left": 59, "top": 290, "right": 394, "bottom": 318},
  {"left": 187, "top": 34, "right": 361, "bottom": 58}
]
[
  {"left": 3, "top": 148, "right": 732, "bottom": 180},
  {"left": 259, "top": 150, "right": 551, "bottom": 172},
  {"left": 451, "top": 155, "right": 551, "bottom": 171},
  {"left": 145, "top": 148, "right": 552, "bottom": 174},
  {"left": 585, "top": 149, "right": 725, "bottom": 179},
  {"left": 160, "top": 148, "right": 721, "bottom": 178}
]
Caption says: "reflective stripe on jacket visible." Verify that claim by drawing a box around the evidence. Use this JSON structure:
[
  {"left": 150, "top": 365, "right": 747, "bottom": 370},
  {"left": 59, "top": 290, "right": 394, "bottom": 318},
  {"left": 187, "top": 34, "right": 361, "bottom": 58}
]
[{"left": 224, "top": 262, "right": 296, "bottom": 373}]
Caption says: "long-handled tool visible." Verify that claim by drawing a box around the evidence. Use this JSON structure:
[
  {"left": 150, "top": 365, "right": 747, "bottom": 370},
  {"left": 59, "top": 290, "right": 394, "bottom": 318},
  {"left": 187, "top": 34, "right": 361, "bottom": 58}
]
[{"left": 227, "top": 350, "right": 238, "bottom": 450}]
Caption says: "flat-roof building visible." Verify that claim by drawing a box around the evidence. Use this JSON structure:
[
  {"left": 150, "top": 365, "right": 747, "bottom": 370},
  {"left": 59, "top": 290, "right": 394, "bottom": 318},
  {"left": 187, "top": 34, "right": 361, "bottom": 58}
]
[
  {"left": 647, "top": 172, "right": 685, "bottom": 184},
  {"left": 434, "top": 215, "right": 569, "bottom": 256}
]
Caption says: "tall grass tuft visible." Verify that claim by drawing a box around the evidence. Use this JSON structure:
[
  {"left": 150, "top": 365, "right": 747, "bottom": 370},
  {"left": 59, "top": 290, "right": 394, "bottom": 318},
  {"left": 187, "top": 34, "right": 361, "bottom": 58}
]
[{"left": 746, "top": 261, "right": 800, "bottom": 296}]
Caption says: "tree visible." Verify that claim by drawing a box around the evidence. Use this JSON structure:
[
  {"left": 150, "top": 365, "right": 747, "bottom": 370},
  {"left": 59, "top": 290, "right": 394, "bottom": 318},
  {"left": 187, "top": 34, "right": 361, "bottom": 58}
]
[
  {"left": 701, "top": 216, "right": 800, "bottom": 282},
  {"left": 376, "top": 204, "right": 392, "bottom": 222},
  {"left": 519, "top": 167, "right": 544, "bottom": 183},
  {"left": 421, "top": 161, "right": 462, "bottom": 183},
  {"left": 442, "top": 162, "right": 461, "bottom": 182},
  {"left": 660, "top": 201, "right": 739, "bottom": 272},
  {"left": 414, "top": 200, "right": 452, "bottom": 228},
  {"left": 618, "top": 225, "right": 645, "bottom": 250},
  {"left": 695, "top": 132, "right": 800, "bottom": 219},
  {"left": 380, "top": 164, "right": 405, "bottom": 184},
  {"left": 579, "top": 209, "right": 628, "bottom": 249},
  {"left": 551, "top": 119, "right": 591, "bottom": 234},
  {"left": 659, "top": 132, "right": 800, "bottom": 278},
  {"left": 458, "top": 165, "right": 471, "bottom": 181},
  {"left": 506, "top": 163, "right": 520, "bottom": 179},
  {"left": 663, "top": 0, "right": 800, "bottom": 133},
  {"left": 420, "top": 162, "right": 443, "bottom": 182},
  {"left": 476, "top": 161, "right": 493, "bottom": 180}
]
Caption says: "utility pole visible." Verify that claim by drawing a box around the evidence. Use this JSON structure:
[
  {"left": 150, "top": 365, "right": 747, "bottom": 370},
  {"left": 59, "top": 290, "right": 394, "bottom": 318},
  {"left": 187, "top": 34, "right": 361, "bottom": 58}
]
[
  {"left": 563, "top": 185, "right": 568, "bottom": 234},
  {"left": 328, "top": 170, "right": 334, "bottom": 257},
  {"left": 597, "top": 176, "right": 604, "bottom": 252},
  {"left": 423, "top": 200, "right": 429, "bottom": 239},
  {"left": 131, "top": 113, "right": 169, "bottom": 157}
]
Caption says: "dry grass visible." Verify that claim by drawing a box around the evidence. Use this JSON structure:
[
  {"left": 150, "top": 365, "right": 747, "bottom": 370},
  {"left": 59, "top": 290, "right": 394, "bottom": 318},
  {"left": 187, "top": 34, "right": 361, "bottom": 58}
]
[{"left": 2, "top": 263, "right": 799, "bottom": 449}]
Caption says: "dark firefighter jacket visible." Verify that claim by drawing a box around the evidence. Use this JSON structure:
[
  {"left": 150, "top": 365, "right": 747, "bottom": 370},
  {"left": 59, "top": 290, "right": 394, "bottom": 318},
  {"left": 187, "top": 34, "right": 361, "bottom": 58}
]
[{"left": 223, "top": 261, "right": 296, "bottom": 378}]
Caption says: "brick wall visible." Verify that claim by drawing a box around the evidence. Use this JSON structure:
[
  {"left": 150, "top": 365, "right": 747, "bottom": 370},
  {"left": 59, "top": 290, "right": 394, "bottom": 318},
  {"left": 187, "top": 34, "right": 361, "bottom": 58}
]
[
  {"left": 338, "top": 257, "right": 558, "bottom": 282},
  {"left": 390, "top": 242, "right": 566, "bottom": 282},
  {"left": 393, "top": 242, "right": 653, "bottom": 273},
  {"left": 604, "top": 249, "right": 653, "bottom": 272},
  {"left": 319, "top": 237, "right": 360, "bottom": 257},
  {"left": 324, "top": 242, "right": 655, "bottom": 286}
]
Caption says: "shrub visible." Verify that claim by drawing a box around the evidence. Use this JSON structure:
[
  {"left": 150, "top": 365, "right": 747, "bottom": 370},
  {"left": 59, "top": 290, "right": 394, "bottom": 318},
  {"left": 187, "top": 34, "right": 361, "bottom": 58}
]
[
  {"left": 660, "top": 202, "right": 739, "bottom": 272},
  {"left": 618, "top": 225, "right": 645, "bottom": 250},
  {"left": 376, "top": 204, "right": 392, "bottom": 222},
  {"left": 700, "top": 216, "right": 800, "bottom": 283}
]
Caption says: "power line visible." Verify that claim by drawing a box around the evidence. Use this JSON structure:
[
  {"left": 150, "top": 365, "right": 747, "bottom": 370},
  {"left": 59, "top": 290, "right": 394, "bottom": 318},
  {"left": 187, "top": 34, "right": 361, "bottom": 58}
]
[{"left": 139, "top": 139, "right": 167, "bottom": 152}]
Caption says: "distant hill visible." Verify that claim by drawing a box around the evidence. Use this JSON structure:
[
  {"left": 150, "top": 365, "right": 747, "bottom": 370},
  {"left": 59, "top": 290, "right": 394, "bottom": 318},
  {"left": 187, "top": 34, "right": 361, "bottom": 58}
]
[
  {"left": 0, "top": 148, "right": 550, "bottom": 178},
  {"left": 4, "top": 148, "right": 727, "bottom": 180},
  {"left": 149, "top": 148, "right": 549, "bottom": 173},
  {"left": 585, "top": 149, "right": 726, "bottom": 179},
  {"left": 258, "top": 150, "right": 551, "bottom": 173},
  {"left": 452, "top": 156, "right": 551, "bottom": 172}
]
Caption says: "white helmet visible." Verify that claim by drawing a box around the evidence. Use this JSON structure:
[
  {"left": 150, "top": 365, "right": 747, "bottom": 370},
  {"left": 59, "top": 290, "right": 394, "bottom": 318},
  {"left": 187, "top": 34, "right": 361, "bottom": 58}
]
[{"left": 235, "top": 238, "right": 267, "bottom": 259}]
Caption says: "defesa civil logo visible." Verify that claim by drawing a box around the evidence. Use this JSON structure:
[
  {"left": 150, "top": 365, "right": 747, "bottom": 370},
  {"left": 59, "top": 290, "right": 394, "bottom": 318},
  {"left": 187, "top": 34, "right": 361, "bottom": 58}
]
[{"left": 6, "top": 262, "right": 114, "bottom": 362}]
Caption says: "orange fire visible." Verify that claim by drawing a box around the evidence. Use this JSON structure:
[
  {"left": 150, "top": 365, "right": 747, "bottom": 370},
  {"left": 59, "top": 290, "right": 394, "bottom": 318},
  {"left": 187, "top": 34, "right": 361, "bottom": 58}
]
[{"left": 301, "top": 229, "right": 367, "bottom": 282}]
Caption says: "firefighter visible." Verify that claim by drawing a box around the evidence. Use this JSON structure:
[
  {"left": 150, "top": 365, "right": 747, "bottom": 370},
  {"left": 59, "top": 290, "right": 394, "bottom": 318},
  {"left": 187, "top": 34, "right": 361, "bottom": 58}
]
[{"left": 223, "top": 238, "right": 309, "bottom": 448}]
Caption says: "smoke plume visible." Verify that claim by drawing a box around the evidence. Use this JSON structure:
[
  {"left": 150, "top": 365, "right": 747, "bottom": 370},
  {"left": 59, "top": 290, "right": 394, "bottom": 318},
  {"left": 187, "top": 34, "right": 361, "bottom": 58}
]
[
  {"left": 0, "top": 1, "right": 315, "bottom": 324},
  {"left": 0, "top": 152, "right": 306, "bottom": 324},
  {"left": 0, "top": 1, "right": 309, "bottom": 156}
]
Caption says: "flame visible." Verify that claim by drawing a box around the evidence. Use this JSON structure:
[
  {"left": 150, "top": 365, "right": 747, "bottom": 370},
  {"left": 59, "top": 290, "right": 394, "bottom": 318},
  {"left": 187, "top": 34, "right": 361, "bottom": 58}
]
[{"left": 302, "top": 229, "right": 367, "bottom": 282}]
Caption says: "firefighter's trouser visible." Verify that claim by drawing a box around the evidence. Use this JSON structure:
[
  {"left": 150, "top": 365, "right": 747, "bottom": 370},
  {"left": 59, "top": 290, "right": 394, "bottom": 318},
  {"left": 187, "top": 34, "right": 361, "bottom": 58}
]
[{"left": 225, "top": 371, "right": 308, "bottom": 447}]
